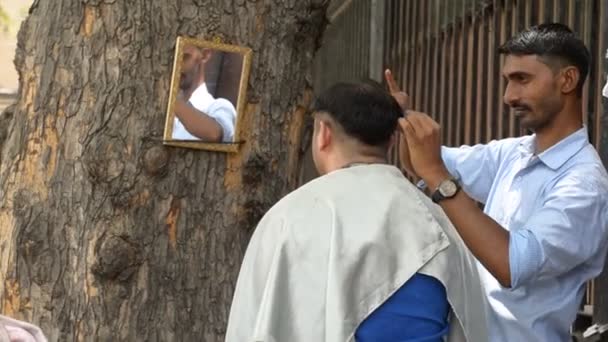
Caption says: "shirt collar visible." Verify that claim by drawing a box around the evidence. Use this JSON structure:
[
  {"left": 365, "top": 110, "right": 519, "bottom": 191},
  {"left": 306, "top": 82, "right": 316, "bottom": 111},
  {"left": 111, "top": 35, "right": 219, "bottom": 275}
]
[
  {"left": 190, "top": 82, "right": 209, "bottom": 97},
  {"left": 518, "top": 126, "right": 589, "bottom": 170},
  {"left": 188, "top": 82, "right": 214, "bottom": 110}
]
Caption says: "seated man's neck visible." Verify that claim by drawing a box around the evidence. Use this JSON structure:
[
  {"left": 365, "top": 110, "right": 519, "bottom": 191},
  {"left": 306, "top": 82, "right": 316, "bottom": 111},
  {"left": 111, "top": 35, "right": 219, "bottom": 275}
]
[{"left": 327, "top": 151, "right": 387, "bottom": 173}]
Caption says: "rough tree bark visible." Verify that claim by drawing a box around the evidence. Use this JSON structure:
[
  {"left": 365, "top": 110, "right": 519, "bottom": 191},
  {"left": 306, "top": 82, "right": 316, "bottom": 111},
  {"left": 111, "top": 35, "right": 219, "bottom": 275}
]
[{"left": 0, "top": 0, "right": 328, "bottom": 340}]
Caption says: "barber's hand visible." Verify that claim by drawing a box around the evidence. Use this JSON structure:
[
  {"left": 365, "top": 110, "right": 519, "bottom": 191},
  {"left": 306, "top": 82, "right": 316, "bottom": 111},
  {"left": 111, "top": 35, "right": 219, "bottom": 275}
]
[
  {"left": 397, "top": 131, "right": 417, "bottom": 177},
  {"left": 177, "top": 90, "right": 185, "bottom": 101},
  {"left": 385, "top": 69, "right": 409, "bottom": 112},
  {"left": 384, "top": 69, "right": 416, "bottom": 176},
  {"left": 398, "top": 112, "right": 449, "bottom": 184}
]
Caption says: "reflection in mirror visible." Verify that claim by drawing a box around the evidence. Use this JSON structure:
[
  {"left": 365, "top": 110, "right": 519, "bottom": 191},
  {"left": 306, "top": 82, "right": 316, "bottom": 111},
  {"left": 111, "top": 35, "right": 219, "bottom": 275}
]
[{"left": 163, "top": 36, "right": 252, "bottom": 152}]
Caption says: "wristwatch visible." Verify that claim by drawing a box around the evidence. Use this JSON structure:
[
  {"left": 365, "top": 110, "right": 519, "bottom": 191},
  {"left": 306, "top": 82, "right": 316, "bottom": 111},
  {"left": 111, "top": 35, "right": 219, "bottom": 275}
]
[{"left": 431, "top": 177, "right": 461, "bottom": 204}]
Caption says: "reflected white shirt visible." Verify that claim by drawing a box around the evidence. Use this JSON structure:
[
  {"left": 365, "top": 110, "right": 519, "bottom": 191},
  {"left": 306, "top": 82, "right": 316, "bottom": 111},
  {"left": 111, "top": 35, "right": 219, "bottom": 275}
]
[{"left": 172, "top": 83, "right": 236, "bottom": 142}]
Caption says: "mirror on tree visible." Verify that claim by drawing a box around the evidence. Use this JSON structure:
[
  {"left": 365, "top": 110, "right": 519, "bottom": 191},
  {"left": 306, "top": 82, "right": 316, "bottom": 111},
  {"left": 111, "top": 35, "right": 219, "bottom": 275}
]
[{"left": 163, "top": 36, "right": 252, "bottom": 152}]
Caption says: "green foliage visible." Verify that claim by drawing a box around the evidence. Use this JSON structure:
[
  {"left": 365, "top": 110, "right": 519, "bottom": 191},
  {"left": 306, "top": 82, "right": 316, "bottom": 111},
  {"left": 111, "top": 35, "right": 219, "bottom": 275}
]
[{"left": 0, "top": 4, "right": 10, "bottom": 34}]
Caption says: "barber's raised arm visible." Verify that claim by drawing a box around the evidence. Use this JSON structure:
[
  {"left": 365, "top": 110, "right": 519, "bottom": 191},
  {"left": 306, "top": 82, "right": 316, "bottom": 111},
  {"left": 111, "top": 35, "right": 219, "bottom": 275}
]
[
  {"left": 386, "top": 69, "right": 503, "bottom": 203},
  {"left": 174, "top": 98, "right": 223, "bottom": 142},
  {"left": 399, "top": 111, "right": 512, "bottom": 287}
]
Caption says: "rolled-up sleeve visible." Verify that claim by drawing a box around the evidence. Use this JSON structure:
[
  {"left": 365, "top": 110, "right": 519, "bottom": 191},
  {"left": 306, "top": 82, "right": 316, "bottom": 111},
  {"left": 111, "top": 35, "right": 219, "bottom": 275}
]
[
  {"left": 207, "top": 99, "right": 236, "bottom": 142},
  {"left": 441, "top": 139, "right": 510, "bottom": 203},
  {"left": 508, "top": 172, "right": 608, "bottom": 288}
]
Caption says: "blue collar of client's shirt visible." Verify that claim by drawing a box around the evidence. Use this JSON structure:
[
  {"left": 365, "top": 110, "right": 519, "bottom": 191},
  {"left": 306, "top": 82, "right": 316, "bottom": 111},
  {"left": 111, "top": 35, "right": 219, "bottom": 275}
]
[{"left": 517, "top": 126, "right": 589, "bottom": 170}]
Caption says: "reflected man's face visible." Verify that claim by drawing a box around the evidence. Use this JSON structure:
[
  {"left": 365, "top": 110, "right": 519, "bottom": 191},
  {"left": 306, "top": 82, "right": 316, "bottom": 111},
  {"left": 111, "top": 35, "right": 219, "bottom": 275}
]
[{"left": 180, "top": 45, "right": 202, "bottom": 91}]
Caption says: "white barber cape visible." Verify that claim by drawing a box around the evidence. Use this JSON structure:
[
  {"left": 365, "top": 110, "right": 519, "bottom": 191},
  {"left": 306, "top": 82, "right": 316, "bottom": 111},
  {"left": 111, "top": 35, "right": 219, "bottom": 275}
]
[
  {"left": 0, "top": 315, "right": 47, "bottom": 342},
  {"left": 225, "top": 164, "right": 489, "bottom": 342}
]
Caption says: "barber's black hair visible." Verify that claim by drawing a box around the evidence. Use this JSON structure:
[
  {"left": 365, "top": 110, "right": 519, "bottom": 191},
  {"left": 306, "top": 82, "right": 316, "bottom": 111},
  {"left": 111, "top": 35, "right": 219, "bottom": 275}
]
[
  {"left": 311, "top": 80, "right": 403, "bottom": 146},
  {"left": 498, "top": 23, "right": 590, "bottom": 95}
]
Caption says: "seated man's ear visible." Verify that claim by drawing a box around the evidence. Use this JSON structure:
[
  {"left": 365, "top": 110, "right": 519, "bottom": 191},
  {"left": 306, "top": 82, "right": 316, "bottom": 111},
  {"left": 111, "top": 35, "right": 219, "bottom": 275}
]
[
  {"left": 388, "top": 130, "right": 398, "bottom": 150},
  {"left": 316, "top": 119, "right": 333, "bottom": 151}
]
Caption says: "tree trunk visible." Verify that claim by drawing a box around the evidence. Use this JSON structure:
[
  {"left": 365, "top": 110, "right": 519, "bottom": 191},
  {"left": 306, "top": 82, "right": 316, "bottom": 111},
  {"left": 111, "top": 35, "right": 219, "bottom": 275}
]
[{"left": 0, "top": 0, "right": 327, "bottom": 341}]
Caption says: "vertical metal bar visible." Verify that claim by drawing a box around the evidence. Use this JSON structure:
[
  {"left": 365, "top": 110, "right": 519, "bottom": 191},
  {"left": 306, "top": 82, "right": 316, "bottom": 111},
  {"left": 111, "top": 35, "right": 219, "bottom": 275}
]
[
  {"left": 410, "top": 0, "right": 417, "bottom": 104},
  {"left": 387, "top": 0, "right": 394, "bottom": 71},
  {"left": 465, "top": 8, "right": 475, "bottom": 146},
  {"left": 555, "top": 0, "right": 567, "bottom": 23},
  {"left": 382, "top": 0, "right": 391, "bottom": 69},
  {"left": 582, "top": 0, "right": 592, "bottom": 126},
  {"left": 402, "top": 0, "right": 409, "bottom": 80},
  {"left": 476, "top": 7, "right": 487, "bottom": 142},
  {"left": 439, "top": 4, "right": 449, "bottom": 136},
  {"left": 430, "top": 0, "right": 441, "bottom": 122},
  {"left": 447, "top": 7, "right": 457, "bottom": 145},
  {"left": 395, "top": 0, "right": 404, "bottom": 81},
  {"left": 440, "top": 2, "right": 449, "bottom": 142},
  {"left": 525, "top": 0, "right": 532, "bottom": 28},
  {"left": 487, "top": 0, "right": 499, "bottom": 141},
  {"left": 431, "top": 0, "right": 441, "bottom": 122},
  {"left": 538, "top": 0, "right": 546, "bottom": 22},
  {"left": 497, "top": 0, "right": 508, "bottom": 139},
  {"left": 455, "top": 2, "right": 466, "bottom": 145},
  {"left": 370, "top": 0, "right": 385, "bottom": 82},
  {"left": 594, "top": 0, "right": 604, "bottom": 150},
  {"left": 595, "top": 0, "right": 608, "bottom": 323},
  {"left": 423, "top": 0, "right": 432, "bottom": 114},
  {"left": 508, "top": 0, "right": 518, "bottom": 138},
  {"left": 407, "top": 0, "right": 417, "bottom": 105},
  {"left": 415, "top": 0, "right": 425, "bottom": 110},
  {"left": 416, "top": 0, "right": 423, "bottom": 108},
  {"left": 567, "top": 0, "right": 575, "bottom": 29}
]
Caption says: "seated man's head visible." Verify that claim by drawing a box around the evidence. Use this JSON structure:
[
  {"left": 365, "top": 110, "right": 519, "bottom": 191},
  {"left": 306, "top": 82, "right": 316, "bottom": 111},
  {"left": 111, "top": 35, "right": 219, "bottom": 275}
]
[
  {"left": 310, "top": 81, "right": 403, "bottom": 175},
  {"left": 180, "top": 45, "right": 213, "bottom": 91}
]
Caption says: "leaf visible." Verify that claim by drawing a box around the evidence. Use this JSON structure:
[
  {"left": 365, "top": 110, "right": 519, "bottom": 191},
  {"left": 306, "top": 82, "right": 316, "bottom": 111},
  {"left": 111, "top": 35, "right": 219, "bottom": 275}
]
[{"left": 0, "top": 5, "right": 10, "bottom": 34}]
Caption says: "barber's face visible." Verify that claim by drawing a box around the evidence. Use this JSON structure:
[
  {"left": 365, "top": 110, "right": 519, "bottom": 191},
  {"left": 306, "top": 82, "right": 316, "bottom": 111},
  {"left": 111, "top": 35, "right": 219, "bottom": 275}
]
[{"left": 502, "top": 55, "right": 564, "bottom": 132}]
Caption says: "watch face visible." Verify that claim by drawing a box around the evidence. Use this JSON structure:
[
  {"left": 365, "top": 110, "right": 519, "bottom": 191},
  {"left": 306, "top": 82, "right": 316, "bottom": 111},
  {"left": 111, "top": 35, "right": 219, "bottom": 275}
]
[{"left": 439, "top": 180, "right": 458, "bottom": 196}]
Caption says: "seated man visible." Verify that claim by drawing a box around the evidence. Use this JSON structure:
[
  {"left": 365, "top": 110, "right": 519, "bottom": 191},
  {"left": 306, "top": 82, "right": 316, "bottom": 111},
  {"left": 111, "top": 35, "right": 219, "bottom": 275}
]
[
  {"left": 225, "top": 82, "right": 488, "bottom": 342},
  {"left": 172, "top": 45, "right": 236, "bottom": 143}
]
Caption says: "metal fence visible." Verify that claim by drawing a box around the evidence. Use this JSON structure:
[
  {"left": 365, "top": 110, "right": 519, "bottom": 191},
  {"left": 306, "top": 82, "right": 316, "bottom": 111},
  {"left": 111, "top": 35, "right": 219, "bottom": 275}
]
[
  {"left": 309, "top": 0, "right": 608, "bottom": 330},
  {"left": 384, "top": 0, "right": 606, "bottom": 151},
  {"left": 313, "top": 0, "right": 372, "bottom": 92}
]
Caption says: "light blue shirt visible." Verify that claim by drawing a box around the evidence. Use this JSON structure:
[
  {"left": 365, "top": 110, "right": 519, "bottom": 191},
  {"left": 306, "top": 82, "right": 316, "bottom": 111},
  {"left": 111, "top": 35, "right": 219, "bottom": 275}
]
[{"left": 442, "top": 126, "right": 608, "bottom": 342}]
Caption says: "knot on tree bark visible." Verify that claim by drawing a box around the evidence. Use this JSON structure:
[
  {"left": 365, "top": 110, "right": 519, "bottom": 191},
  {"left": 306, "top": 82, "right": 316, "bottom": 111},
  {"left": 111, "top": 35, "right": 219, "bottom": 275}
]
[
  {"left": 0, "top": 104, "right": 15, "bottom": 148},
  {"left": 238, "top": 153, "right": 275, "bottom": 230},
  {"left": 84, "top": 156, "right": 125, "bottom": 184},
  {"left": 142, "top": 145, "right": 169, "bottom": 176},
  {"left": 242, "top": 153, "right": 270, "bottom": 186},
  {"left": 92, "top": 235, "right": 141, "bottom": 282}
]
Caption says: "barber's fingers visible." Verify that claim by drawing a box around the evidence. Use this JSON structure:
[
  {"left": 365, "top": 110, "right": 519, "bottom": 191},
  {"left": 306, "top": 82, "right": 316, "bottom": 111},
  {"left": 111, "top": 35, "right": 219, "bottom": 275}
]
[
  {"left": 398, "top": 117, "right": 416, "bottom": 141},
  {"left": 384, "top": 69, "right": 401, "bottom": 93},
  {"left": 399, "top": 111, "right": 440, "bottom": 141}
]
